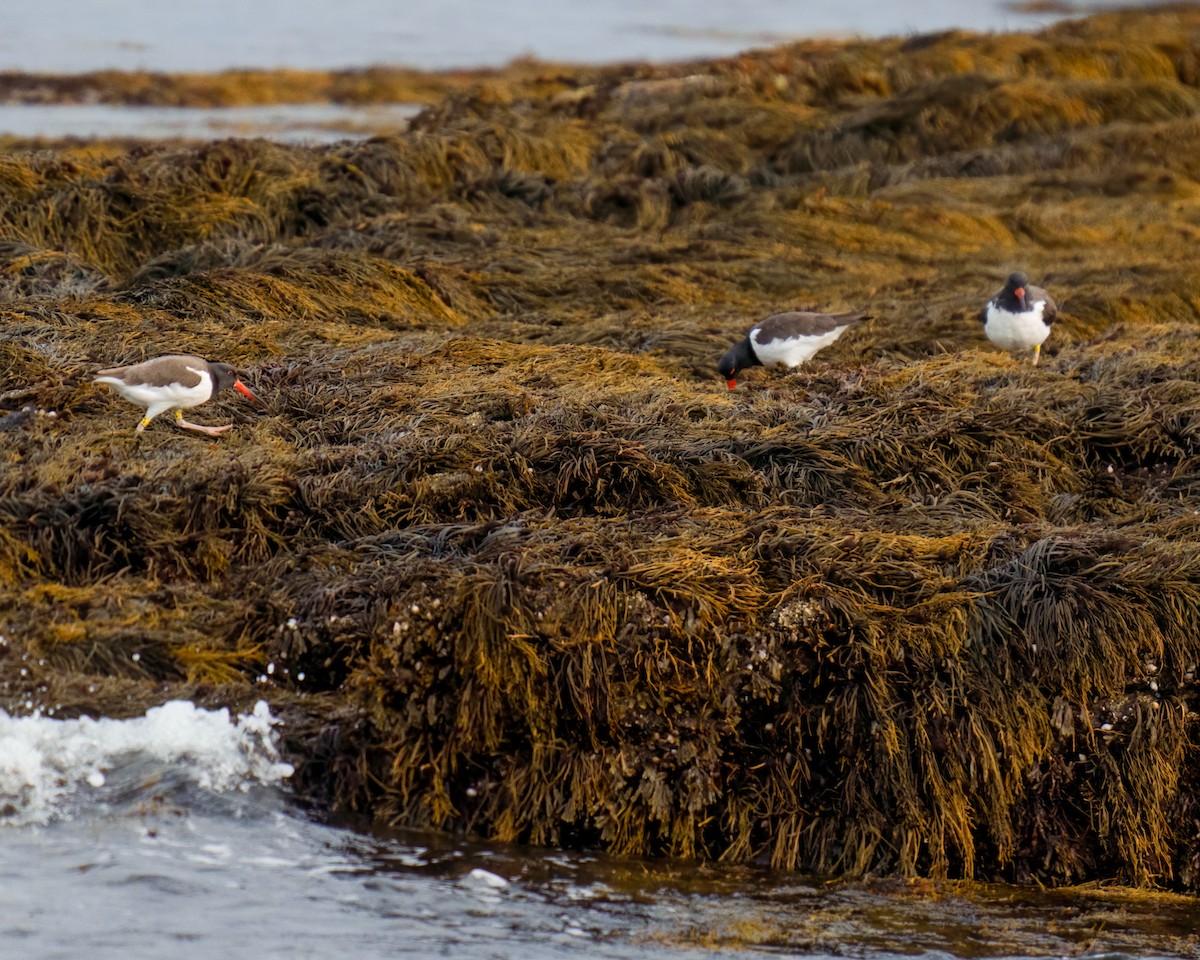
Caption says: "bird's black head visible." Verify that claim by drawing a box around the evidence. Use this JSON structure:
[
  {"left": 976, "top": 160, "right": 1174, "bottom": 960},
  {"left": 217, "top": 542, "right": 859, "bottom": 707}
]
[
  {"left": 209, "top": 362, "right": 239, "bottom": 393},
  {"left": 1002, "top": 271, "right": 1031, "bottom": 311},
  {"left": 210, "top": 361, "right": 261, "bottom": 405},
  {"left": 718, "top": 338, "right": 757, "bottom": 390}
]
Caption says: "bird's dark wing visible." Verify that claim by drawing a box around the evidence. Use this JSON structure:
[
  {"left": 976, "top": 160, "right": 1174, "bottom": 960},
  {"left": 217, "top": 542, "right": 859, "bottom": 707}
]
[
  {"left": 1028, "top": 285, "right": 1058, "bottom": 325},
  {"left": 754, "top": 310, "right": 867, "bottom": 343}
]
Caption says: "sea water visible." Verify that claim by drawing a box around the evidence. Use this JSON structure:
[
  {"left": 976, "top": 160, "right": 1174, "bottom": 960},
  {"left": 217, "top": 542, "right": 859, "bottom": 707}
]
[
  {"left": 0, "top": 701, "right": 1195, "bottom": 959},
  {"left": 0, "top": 102, "right": 422, "bottom": 144},
  {"left": 0, "top": 0, "right": 1164, "bottom": 74}
]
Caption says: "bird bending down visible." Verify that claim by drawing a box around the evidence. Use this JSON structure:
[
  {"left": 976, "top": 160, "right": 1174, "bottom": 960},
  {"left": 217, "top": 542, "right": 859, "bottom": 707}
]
[
  {"left": 718, "top": 310, "right": 869, "bottom": 389},
  {"left": 981, "top": 272, "right": 1057, "bottom": 365},
  {"left": 94, "top": 354, "right": 260, "bottom": 436}
]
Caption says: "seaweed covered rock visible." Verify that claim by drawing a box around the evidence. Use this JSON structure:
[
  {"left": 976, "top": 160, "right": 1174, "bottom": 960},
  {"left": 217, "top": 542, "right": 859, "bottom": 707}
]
[{"left": 3, "top": 6, "right": 1200, "bottom": 890}]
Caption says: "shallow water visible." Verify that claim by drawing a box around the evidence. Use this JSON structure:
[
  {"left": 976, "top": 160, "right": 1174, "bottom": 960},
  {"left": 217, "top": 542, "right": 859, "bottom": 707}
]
[
  {"left": 0, "top": 703, "right": 1196, "bottom": 960},
  {"left": 0, "top": 102, "right": 421, "bottom": 144}
]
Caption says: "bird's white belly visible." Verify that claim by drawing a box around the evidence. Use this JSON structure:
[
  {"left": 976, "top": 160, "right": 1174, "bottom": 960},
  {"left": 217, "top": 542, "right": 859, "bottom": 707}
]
[
  {"left": 751, "top": 327, "right": 844, "bottom": 368},
  {"left": 984, "top": 302, "right": 1049, "bottom": 351},
  {"left": 96, "top": 369, "right": 213, "bottom": 411}
]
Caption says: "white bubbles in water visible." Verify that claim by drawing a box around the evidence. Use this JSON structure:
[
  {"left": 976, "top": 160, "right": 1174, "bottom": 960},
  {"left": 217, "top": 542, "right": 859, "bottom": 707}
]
[{"left": 0, "top": 699, "right": 293, "bottom": 826}]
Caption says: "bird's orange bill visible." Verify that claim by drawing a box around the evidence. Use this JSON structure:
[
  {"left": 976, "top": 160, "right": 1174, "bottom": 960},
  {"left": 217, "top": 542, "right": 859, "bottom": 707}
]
[
  {"left": 234, "top": 380, "right": 263, "bottom": 405},
  {"left": 726, "top": 379, "right": 737, "bottom": 390}
]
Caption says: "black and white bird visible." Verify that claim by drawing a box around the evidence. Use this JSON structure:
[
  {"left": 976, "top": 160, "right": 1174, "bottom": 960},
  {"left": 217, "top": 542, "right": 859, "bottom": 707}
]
[
  {"left": 717, "top": 310, "right": 868, "bottom": 389},
  {"left": 981, "top": 272, "right": 1057, "bottom": 365},
  {"left": 95, "top": 355, "right": 260, "bottom": 436}
]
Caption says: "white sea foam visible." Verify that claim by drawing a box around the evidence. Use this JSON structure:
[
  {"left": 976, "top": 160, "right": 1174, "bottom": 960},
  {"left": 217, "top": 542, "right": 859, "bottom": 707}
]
[
  {"left": 464, "top": 867, "right": 510, "bottom": 889},
  {"left": 0, "top": 699, "right": 294, "bottom": 826}
]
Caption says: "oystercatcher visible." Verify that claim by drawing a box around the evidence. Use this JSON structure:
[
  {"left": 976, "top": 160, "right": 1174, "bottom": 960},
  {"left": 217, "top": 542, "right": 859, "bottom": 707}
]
[
  {"left": 981, "top": 272, "right": 1057, "bottom": 365},
  {"left": 94, "top": 355, "right": 260, "bottom": 436},
  {"left": 718, "top": 310, "right": 868, "bottom": 389}
]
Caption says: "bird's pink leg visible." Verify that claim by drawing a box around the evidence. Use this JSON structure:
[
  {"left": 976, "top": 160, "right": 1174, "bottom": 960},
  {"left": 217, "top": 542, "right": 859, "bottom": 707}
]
[{"left": 174, "top": 410, "right": 233, "bottom": 436}]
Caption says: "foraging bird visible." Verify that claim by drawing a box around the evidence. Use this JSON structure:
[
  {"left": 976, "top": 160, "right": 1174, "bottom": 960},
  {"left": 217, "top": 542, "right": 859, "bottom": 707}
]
[
  {"left": 718, "top": 310, "right": 868, "bottom": 389},
  {"left": 94, "top": 355, "right": 260, "bottom": 436},
  {"left": 981, "top": 271, "right": 1057, "bottom": 365}
]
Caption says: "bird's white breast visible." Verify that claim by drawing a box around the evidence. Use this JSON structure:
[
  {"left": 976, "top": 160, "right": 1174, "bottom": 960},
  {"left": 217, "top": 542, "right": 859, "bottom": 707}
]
[
  {"left": 984, "top": 301, "right": 1050, "bottom": 352},
  {"left": 751, "top": 326, "right": 846, "bottom": 368}
]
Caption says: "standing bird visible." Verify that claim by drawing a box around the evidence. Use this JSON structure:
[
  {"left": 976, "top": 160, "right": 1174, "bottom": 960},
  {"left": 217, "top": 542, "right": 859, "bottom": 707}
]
[
  {"left": 718, "top": 310, "right": 868, "bottom": 389},
  {"left": 981, "top": 271, "right": 1057, "bottom": 365},
  {"left": 94, "top": 355, "right": 260, "bottom": 436}
]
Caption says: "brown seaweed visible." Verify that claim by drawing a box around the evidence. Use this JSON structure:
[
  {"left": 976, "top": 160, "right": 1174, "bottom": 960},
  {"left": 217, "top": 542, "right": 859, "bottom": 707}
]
[{"left": 2, "top": 5, "right": 1200, "bottom": 891}]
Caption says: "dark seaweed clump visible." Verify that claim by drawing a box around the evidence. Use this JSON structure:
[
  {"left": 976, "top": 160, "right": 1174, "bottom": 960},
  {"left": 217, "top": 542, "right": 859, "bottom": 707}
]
[{"left": 3, "top": 6, "right": 1200, "bottom": 891}]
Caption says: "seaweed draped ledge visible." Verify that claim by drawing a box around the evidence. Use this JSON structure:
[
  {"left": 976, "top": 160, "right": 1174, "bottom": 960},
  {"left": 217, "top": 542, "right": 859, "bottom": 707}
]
[{"left": 2, "top": 4, "right": 1200, "bottom": 892}]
